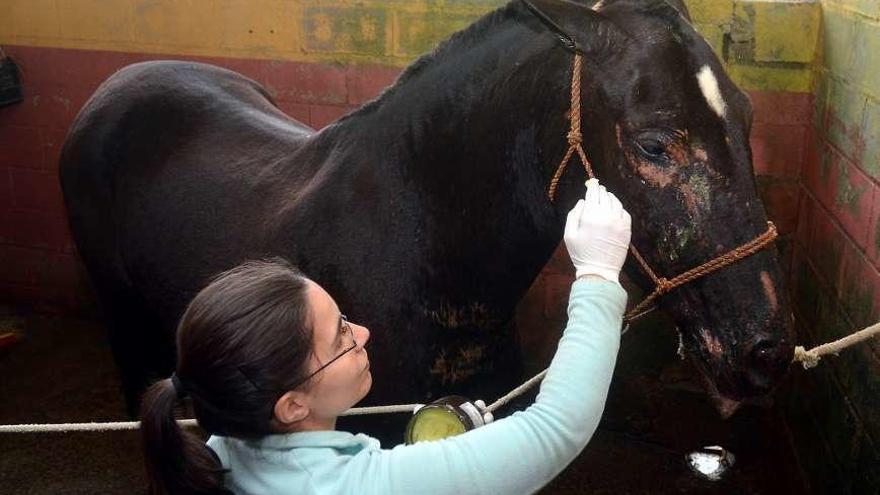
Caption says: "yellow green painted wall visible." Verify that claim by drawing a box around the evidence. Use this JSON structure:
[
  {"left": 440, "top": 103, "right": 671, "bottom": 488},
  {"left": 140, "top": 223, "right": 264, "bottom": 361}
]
[{"left": 0, "top": 0, "right": 819, "bottom": 92}]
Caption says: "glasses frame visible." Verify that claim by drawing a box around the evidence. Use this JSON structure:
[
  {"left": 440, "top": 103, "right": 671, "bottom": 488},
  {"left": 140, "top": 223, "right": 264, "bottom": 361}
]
[
  {"left": 293, "top": 314, "right": 358, "bottom": 388},
  {"left": 240, "top": 314, "right": 359, "bottom": 393}
]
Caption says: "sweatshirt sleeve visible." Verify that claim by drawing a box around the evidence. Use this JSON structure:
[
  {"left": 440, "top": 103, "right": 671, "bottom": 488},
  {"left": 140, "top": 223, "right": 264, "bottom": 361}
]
[{"left": 364, "top": 279, "right": 627, "bottom": 495}]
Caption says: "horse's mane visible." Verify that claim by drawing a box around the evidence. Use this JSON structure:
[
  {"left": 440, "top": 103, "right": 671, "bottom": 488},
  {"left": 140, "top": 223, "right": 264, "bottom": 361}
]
[
  {"left": 334, "top": 0, "right": 688, "bottom": 126},
  {"left": 338, "top": 3, "right": 518, "bottom": 122}
]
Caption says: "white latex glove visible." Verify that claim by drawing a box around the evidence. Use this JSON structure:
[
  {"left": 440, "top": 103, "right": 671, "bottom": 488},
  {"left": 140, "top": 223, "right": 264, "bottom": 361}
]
[{"left": 564, "top": 178, "right": 632, "bottom": 283}]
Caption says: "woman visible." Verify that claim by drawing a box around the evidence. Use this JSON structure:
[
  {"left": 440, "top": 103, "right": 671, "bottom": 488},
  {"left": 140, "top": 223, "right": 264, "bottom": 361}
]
[{"left": 140, "top": 178, "right": 631, "bottom": 494}]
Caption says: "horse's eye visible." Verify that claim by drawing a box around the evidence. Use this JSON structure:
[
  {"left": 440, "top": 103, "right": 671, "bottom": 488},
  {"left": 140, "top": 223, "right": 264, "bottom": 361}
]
[{"left": 636, "top": 138, "right": 667, "bottom": 160}]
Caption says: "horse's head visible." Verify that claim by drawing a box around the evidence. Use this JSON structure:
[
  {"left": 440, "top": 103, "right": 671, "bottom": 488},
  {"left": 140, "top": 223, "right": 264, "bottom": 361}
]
[{"left": 527, "top": 0, "right": 794, "bottom": 408}]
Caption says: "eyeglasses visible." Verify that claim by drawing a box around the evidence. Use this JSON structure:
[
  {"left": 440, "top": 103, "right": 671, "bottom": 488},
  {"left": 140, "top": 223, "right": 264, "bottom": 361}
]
[
  {"left": 292, "top": 314, "right": 358, "bottom": 388},
  {"left": 240, "top": 314, "right": 359, "bottom": 392}
]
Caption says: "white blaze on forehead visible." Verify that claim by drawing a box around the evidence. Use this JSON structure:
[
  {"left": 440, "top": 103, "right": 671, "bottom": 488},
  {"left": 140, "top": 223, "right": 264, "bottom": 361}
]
[
  {"left": 696, "top": 65, "right": 727, "bottom": 119},
  {"left": 591, "top": 0, "right": 605, "bottom": 11}
]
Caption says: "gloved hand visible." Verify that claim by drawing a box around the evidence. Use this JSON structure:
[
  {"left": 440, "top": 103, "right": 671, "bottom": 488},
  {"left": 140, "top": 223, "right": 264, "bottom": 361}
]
[{"left": 564, "top": 178, "right": 632, "bottom": 283}]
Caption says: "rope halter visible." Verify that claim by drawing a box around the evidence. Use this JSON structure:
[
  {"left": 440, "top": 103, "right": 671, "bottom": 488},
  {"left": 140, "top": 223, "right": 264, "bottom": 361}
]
[{"left": 548, "top": 54, "right": 778, "bottom": 324}]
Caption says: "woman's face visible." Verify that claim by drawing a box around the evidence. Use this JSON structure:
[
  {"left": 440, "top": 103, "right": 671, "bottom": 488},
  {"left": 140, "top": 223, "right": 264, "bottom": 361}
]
[{"left": 300, "top": 280, "right": 372, "bottom": 423}]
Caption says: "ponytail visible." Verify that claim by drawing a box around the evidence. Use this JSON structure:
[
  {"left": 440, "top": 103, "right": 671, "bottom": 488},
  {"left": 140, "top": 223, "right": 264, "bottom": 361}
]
[
  {"left": 140, "top": 378, "right": 231, "bottom": 495},
  {"left": 139, "top": 258, "right": 314, "bottom": 492}
]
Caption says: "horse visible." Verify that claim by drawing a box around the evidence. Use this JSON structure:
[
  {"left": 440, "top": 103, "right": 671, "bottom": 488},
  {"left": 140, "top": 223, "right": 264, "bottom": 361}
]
[{"left": 59, "top": 0, "right": 794, "bottom": 434}]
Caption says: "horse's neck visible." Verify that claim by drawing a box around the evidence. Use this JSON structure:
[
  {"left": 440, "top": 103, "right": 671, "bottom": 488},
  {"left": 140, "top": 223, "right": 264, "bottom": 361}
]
[{"left": 312, "top": 12, "right": 576, "bottom": 306}]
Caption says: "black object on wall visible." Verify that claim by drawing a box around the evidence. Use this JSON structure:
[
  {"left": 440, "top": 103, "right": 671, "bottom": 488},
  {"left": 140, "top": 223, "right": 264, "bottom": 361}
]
[{"left": 0, "top": 47, "right": 24, "bottom": 108}]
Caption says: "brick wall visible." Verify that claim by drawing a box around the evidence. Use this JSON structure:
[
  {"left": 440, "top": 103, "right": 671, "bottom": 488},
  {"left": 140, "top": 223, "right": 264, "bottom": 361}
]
[{"left": 784, "top": 1, "right": 880, "bottom": 492}]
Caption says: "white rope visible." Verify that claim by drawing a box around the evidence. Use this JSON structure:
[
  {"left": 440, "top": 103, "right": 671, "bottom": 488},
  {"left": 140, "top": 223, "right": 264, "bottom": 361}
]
[
  {"left": 340, "top": 404, "right": 422, "bottom": 416},
  {"left": 484, "top": 368, "right": 547, "bottom": 413},
  {"left": 487, "top": 319, "right": 880, "bottom": 412},
  {"left": 0, "top": 419, "right": 198, "bottom": 433},
  {"left": 6, "top": 320, "right": 878, "bottom": 434},
  {"left": 0, "top": 404, "right": 424, "bottom": 434},
  {"left": 792, "top": 321, "right": 880, "bottom": 369}
]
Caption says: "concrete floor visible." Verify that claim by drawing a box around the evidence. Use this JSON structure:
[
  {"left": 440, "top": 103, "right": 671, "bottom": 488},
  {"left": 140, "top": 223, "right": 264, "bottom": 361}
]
[{"left": 0, "top": 307, "right": 810, "bottom": 494}]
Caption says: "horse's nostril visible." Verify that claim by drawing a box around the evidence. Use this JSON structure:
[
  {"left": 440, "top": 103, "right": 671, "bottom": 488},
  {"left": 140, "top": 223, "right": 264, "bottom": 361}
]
[
  {"left": 749, "top": 339, "right": 782, "bottom": 365},
  {"left": 740, "top": 337, "right": 793, "bottom": 393},
  {"left": 716, "top": 338, "right": 793, "bottom": 399},
  {"left": 753, "top": 341, "right": 774, "bottom": 360}
]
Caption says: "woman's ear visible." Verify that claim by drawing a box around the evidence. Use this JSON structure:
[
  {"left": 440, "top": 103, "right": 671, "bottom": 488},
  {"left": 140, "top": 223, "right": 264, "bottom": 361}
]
[{"left": 274, "top": 391, "right": 310, "bottom": 426}]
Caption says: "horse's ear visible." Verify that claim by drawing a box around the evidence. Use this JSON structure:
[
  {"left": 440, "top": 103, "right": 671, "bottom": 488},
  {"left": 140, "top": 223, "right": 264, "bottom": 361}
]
[
  {"left": 519, "top": 0, "right": 629, "bottom": 60},
  {"left": 559, "top": 0, "right": 603, "bottom": 7},
  {"left": 550, "top": 0, "right": 620, "bottom": 13},
  {"left": 660, "top": 0, "right": 692, "bottom": 21},
  {"left": 568, "top": 0, "right": 693, "bottom": 22}
]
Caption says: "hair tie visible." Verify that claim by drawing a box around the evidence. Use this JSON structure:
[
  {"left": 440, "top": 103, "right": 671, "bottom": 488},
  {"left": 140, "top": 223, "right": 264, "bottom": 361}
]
[{"left": 170, "top": 373, "right": 188, "bottom": 400}]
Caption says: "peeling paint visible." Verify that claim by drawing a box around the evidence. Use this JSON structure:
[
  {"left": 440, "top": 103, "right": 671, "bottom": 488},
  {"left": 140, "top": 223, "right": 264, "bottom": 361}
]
[
  {"left": 834, "top": 162, "right": 867, "bottom": 216},
  {"left": 819, "top": 147, "right": 833, "bottom": 181},
  {"left": 875, "top": 216, "right": 880, "bottom": 253}
]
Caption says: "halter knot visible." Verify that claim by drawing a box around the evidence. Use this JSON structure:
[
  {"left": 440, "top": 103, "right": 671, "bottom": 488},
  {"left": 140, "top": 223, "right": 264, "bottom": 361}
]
[
  {"left": 656, "top": 278, "right": 674, "bottom": 294},
  {"left": 566, "top": 129, "right": 582, "bottom": 146}
]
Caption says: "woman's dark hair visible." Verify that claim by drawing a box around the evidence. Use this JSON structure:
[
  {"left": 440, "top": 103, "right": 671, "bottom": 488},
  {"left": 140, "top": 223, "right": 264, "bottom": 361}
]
[{"left": 140, "top": 257, "right": 314, "bottom": 495}]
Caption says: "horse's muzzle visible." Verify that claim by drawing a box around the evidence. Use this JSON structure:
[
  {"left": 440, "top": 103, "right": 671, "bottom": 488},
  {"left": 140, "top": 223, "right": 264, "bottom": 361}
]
[
  {"left": 691, "top": 322, "right": 795, "bottom": 403},
  {"left": 737, "top": 336, "right": 794, "bottom": 396}
]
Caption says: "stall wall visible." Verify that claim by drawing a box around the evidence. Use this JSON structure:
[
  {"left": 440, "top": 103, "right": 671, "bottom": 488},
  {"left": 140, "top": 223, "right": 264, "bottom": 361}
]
[
  {"left": 785, "top": 1, "right": 880, "bottom": 492},
  {"left": 6, "top": 2, "right": 877, "bottom": 491}
]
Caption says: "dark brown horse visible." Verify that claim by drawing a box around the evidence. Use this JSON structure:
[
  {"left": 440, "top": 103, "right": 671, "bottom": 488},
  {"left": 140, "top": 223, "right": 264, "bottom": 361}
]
[{"left": 60, "top": 0, "right": 793, "bottom": 431}]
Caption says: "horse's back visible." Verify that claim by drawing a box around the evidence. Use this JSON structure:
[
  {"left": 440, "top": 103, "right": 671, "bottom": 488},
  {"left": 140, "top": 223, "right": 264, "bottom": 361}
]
[
  {"left": 61, "top": 60, "right": 311, "bottom": 184},
  {"left": 59, "top": 60, "right": 316, "bottom": 323},
  {"left": 57, "top": 61, "right": 328, "bottom": 410}
]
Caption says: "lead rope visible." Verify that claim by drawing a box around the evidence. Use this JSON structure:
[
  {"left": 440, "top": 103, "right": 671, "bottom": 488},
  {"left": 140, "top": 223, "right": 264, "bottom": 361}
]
[
  {"left": 5, "top": 320, "right": 877, "bottom": 434},
  {"left": 0, "top": 404, "right": 423, "bottom": 433},
  {"left": 793, "top": 321, "right": 880, "bottom": 369},
  {"left": 0, "top": 369, "right": 552, "bottom": 433}
]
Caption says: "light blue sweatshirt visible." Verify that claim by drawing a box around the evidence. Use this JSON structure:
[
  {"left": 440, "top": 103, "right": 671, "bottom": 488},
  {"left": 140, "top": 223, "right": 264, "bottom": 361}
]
[{"left": 208, "top": 279, "right": 627, "bottom": 494}]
